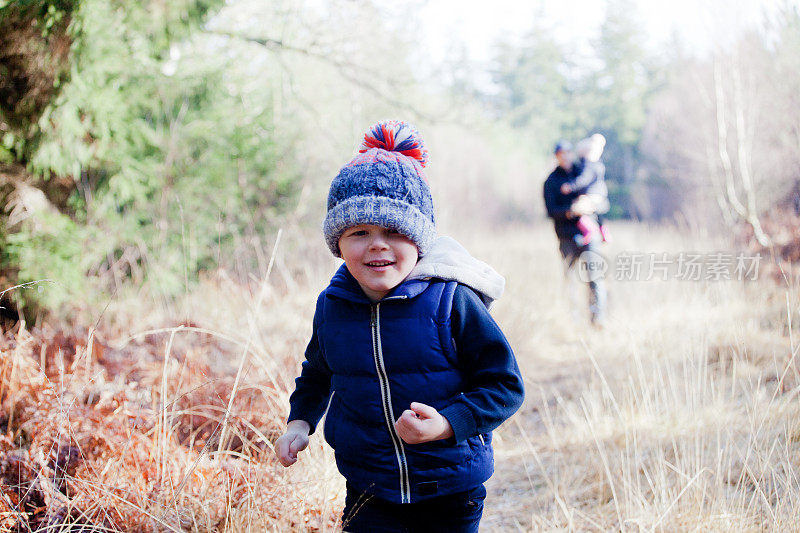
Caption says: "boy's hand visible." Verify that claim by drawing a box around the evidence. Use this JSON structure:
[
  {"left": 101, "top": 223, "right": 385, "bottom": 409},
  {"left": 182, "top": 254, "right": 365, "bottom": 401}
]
[
  {"left": 560, "top": 183, "right": 572, "bottom": 194},
  {"left": 275, "top": 420, "right": 311, "bottom": 467},
  {"left": 394, "top": 402, "right": 454, "bottom": 444}
]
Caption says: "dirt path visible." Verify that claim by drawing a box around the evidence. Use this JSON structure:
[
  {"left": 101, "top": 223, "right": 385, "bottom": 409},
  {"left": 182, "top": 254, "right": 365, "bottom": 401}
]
[{"left": 480, "top": 352, "right": 598, "bottom": 532}]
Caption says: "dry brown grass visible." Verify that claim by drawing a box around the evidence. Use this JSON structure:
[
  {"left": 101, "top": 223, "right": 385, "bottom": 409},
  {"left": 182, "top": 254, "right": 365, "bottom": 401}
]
[
  {"left": 0, "top": 221, "right": 797, "bottom": 531},
  {"left": 463, "top": 222, "right": 800, "bottom": 532},
  {"left": 0, "top": 271, "right": 343, "bottom": 530}
]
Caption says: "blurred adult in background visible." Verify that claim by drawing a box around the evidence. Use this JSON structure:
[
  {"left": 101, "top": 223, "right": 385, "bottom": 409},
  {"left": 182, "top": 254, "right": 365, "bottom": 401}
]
[{"left": 543, "top": 140, "right": 608, "bottom": 327}]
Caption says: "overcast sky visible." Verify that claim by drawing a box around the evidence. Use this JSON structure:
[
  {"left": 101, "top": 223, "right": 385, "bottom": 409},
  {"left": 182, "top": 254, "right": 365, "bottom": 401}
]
[{"left": 418, "top": 0, "right": 796, "bottom": 65}]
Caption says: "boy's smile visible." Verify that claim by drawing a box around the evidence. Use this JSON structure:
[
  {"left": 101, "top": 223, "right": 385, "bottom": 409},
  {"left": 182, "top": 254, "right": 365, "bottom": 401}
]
[{"left": 338, "top": 224, "right": 419, "bottom": 302}]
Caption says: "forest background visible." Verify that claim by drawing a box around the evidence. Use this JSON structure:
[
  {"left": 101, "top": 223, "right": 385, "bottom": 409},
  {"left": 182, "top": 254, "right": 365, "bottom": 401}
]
[{"left": 3, "top": 0, "right": 798, "bottom": 317}]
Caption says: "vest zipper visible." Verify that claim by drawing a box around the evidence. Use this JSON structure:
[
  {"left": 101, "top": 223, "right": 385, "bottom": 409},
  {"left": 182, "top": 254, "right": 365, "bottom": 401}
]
[{"left": 371, "top": 302, "right": 412, "bottom": 503}]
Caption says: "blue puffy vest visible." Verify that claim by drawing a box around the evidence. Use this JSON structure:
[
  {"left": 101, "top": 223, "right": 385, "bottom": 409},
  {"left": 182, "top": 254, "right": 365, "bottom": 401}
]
[{"left": 318, "top": 265, "right": 493, "bottom": 504}]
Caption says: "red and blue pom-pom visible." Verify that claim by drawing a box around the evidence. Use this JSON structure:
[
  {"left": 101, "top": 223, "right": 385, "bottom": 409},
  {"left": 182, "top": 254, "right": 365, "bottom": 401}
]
[{"left": 359, "top": 120, "right": 428, "bottom": 168}]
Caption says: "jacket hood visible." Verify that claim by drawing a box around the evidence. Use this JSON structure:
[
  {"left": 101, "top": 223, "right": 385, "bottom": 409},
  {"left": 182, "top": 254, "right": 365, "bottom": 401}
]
[{"left": 407, "top": 235, "right": 505, "bottom": 308}]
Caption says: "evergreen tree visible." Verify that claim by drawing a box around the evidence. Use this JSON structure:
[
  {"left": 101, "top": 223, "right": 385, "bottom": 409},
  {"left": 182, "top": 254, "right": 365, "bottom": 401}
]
[
  {"left": 489, "top": 16, "right": 590, "bottom": 150},
  {"left": 589, "top": 0, "right": 653, "bottom": 217},
  {"left": 0, "top": 0, "right": 297, "bottom": 315},
  {"left": 486, "top": 2, "right": 655, "bottom": 219}
]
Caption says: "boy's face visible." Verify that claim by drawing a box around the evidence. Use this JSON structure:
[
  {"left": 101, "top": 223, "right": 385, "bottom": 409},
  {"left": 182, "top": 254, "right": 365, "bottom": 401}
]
[{"left": 338, "top": 224, "right": 419, "bottom": 302}]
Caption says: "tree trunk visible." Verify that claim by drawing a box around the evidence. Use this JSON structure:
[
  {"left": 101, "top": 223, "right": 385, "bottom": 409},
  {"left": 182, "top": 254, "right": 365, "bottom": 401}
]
[{"left": 712, "top": 59, "right": 771, "bottom": 247}]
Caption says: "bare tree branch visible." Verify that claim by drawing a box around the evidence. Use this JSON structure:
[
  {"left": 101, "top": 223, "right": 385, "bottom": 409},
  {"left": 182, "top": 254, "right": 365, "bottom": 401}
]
[
  {"left": 732, "top": 61, "right": 771, "bottom": 246},
  {"left": 713, "top": 60, "right": 747, "bottom": 219},
  {"left": 206, "top": 30, "right": 437, "bottom": 123},
  {"left": 713, "top": 58, "right": 771, "bottom": 246}
]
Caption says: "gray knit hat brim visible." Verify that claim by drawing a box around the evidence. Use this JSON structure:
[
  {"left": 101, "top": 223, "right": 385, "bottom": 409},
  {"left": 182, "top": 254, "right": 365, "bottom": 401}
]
[{"left": 323, "top": 195, "right": 436, "bottom": 258}]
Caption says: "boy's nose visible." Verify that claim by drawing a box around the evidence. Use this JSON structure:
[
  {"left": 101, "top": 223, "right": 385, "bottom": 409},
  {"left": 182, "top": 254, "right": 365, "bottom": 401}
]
[{"left": 369, "top": 234, "right": 389, "bottom": 250}]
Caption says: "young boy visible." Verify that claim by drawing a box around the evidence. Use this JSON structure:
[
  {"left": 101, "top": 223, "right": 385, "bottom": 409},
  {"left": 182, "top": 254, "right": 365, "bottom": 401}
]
[
  {"left": 560, "top": 133, "right": 611, "bottom": 245},
  {"left": 275, "top": 121, "right": 525, "bottom": 532}
]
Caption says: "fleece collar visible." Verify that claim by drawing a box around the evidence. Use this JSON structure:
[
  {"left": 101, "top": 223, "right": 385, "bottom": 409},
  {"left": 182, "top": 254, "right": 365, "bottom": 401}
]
[{"left": 407, "top": 235, "right": 505, "bottom": 309}]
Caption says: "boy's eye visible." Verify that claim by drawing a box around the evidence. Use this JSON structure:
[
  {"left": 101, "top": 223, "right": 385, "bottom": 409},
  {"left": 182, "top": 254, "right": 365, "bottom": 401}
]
[
  {"left": 349, "top": 230, "right": 367, "bottom": 237},
  {"left": 387, "top": 228, "right": 399, "bottom": 235}
]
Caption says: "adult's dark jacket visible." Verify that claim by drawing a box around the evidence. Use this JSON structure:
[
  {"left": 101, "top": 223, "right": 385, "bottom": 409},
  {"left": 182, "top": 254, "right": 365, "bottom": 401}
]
[
  {"left": 543, "top": 164, "right": 581, "bottom": 240},
  {"left": 287, "top": 237, "right": 524, "bottom": 504}
]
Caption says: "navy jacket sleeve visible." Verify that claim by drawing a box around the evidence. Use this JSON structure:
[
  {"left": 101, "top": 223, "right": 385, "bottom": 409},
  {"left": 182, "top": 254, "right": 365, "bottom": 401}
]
[
  {"left": 287, "top": 295, "right": 333, "bottom": 435},
  {"left": 543, "top": 176, "right": 571, "bottom": 222},
  {"left": 439, "top": 285, "right": 525, "bottom": 443}
]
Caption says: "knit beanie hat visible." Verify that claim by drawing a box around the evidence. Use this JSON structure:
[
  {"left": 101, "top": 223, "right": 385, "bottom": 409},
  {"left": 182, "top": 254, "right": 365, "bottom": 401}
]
[{"left": 323, "top": 120, "right": 436, "bottom": 257}]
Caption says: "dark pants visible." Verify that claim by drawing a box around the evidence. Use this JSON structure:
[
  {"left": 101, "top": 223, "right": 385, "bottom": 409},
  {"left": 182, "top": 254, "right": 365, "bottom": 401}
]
[
  {"left": 558, "top": 236, "right": 607, "bottom": 324},
  {"left": 341, "top": 482, "right": 486, "bottom": 533}
]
